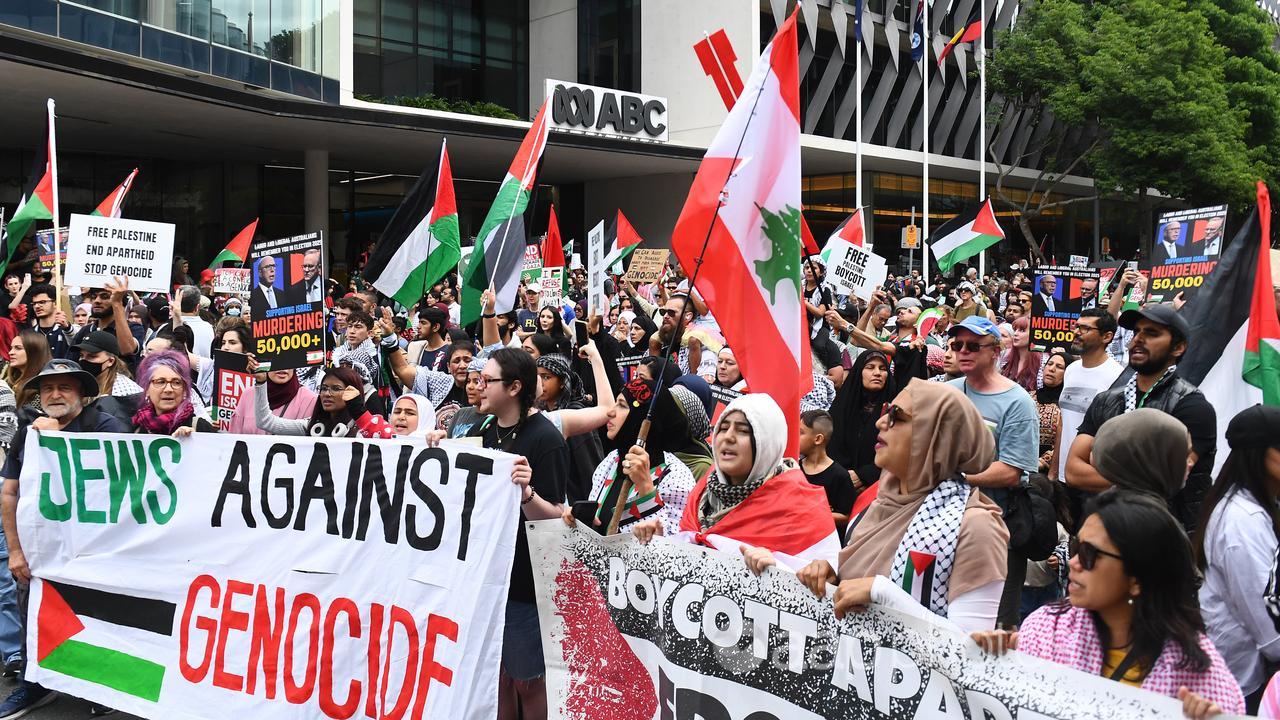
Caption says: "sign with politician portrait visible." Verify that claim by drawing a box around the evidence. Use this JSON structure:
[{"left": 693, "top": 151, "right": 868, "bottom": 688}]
[
  {"left": 247, "top": 232, "right": 326, "bottom": 371},
  {"left": 1030, "top": 266, "right": 1100, "bottom": 351},
  {"left": 1145, "top": 205, "right": 1227, "bottom": 303}
]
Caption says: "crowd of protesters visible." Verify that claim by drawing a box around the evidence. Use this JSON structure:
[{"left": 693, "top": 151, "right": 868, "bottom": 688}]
[{"left": 0, "top": 247, "right": 1273, "bottom": 719}]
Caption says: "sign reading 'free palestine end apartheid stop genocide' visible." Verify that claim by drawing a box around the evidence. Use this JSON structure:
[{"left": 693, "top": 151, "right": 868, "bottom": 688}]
[
  {"left": 64, "top": 214, "right": 175, "bottom": 294},
  {"left": 19, "top": 431, "right": 521, "bottom": 720}
]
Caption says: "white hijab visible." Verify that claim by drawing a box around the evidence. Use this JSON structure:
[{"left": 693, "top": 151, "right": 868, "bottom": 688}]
[
  {"left": 393, "top": 394, "right": 437, "bottom": 438},
  {"left": 716, "top": 393, "right": 787, "bottom": 485}
]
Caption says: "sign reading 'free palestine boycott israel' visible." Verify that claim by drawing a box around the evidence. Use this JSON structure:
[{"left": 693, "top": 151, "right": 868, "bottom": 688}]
[
  {"left": 20, "top": 432, "right": 520, "bottom": 720},
  {"left": 529, "top": 522, "right": 1209, "bottom": 720}
]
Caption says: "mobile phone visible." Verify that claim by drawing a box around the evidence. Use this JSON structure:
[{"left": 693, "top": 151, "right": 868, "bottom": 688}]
[
  {"left": 1126, "top": 260, "right": 1139, "bottom": 271},
  {"left": 571, "top": 500, "right": 601, "bottom": 532},
  {"left": 575, "top": 319, "right": 589, "bottom": 347}
]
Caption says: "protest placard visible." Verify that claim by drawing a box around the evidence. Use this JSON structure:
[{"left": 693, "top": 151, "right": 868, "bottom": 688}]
[
  {"left": 20, "top": 432, "right": 520, "bottom": 720},
  {"left": 825, "top": 240, "right": 888, "bottom": 301},
  {"left": 530, "top": 522, "right": 1206, "bottom": 720},
  {"left": 521, "top": 244, "right": 543, "bottom": 285},
  {"left": 35, "top": 227, "right": 68, "bottom": 275},
  {"left": 212, "top": 268, "right": 251, "bottom": 296},
  {"left": 1069, "top": 254, "right": 1089, "bottom": 268},
  {"left": 1144, "top": 205, "right": 1227, "bottom": 303},
  {"left": 539, "top": 267, "right": 565, "bottom": 308},
  {"left": 64, "top": 214, "right": 175, "bottom": 293},
  {"left": 587, "top": 221, "right": 607, "bottom": 316},
  {"left": 211, "top": 350, "right": 251, "bottom": 429},
  {"left": 622, "top": 248, "right": 670, "bottom": 285},
  {"left": 247, "top": 232, "right": 326, "bottom": 371},
  {"left": 1030, "top": 266, "right": 1100, "bottom": 351}
]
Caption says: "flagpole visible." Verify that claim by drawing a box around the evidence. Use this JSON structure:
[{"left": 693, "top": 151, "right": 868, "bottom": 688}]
[
  {"left": 855, "top": 19, "right": 863, "bottom": 210},
  {"left": 922, "top": 0, "right": 931, "bottom": 285},
  {"left": 47, "top": 99, "right": 62, "bottom": 308},
  {"left": 484, "top": 104, "right": 547, "bottom": 307},
  {"left": 978, "top": 0, "right": 987, "bottom": 279},
  {"left": 421, "top": 139, "right": 445, "bottom": 308}
]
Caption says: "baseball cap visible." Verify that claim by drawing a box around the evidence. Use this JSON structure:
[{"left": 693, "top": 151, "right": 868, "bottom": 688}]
[
  {"left": 71, "top": 330, "right": 121, "bottom": 357},
  {"left": 524, "top": 281, "right": 543, "bottom": 294},
  {"left": 894, "top": 297, "right": 922, "bottom": 311},
  {"left": 946, "top": 315, "right": 1000, "bottom": 338},
  {"left": 1118, "top": 304, "right": 1190, "bottom": 341}
]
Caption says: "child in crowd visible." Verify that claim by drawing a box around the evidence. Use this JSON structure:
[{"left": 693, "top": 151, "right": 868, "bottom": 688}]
[{"left": 799, "top": 409, "right": 854, "bottom": 538}]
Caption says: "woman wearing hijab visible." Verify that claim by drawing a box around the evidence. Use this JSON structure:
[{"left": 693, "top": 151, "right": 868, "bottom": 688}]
[
  {"left": 249, "top": 360, "right": 393, "bottom": 439},
  {"left": 1082, "top": 408, "right": 1193, "bottom": 528},
  {"left": 797, "top": 380, "right": 1008, "bottom": 632},
  {"left": 713, "top": 347, "right": 747, "bottom": 391},
  {"left": 1194, "top": 405, "right": 1280, "bottom": 711},
  {"left": 388, "top": 394, "right": 436, "bottom": 437},
  {"left": 974, "top": 491, "right": 1245, "bottom": 718},
  {"left": 826, "top": 350, "right": 891, "bottom": 501},
  {"left": 133, "top": 350, "right": 217, "bottom": 436},
  {"left": 631, "top": 394, "right": 841, "bottom": 570},
  {"left": 225, "top": 367, "right": 317, "bottom": 435},
  {"left": 564, "top": 376, "right": 698, "bottom": 536},
  {"left": 537, "top": 351, "right": 607, "bottom": 503},
  {"left": 1036, "top": 351, "right": 1072, "bottom": 475}
]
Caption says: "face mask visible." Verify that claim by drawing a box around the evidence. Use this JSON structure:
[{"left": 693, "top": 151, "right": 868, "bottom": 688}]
[
  {"left": 226, "top": 307, "right": 242, "bottom": 317},
  {"left": 79, "top": 359, "right": 104, "bottom": 377}
]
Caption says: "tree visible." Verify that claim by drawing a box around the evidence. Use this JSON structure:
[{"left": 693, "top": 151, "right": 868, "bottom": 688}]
[{"left": 987, "top": 0, "right": 1262, "bottom": 253}]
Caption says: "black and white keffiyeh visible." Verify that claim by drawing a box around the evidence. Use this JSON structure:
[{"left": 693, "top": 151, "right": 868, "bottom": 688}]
[
  {"left": 332, "top": 338, "right": 380, "bottom": 387},
  {"left": 1124, "top": 364, "right": 1177, "bottom": 412},
  {"left": 889, "top": 477, "right": 969, "bottom": 616}
]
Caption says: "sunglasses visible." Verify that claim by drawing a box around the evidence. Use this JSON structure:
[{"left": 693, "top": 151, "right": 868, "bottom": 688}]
[
  {"left": 659, "top": 308, "right": 682, "bottom": 318},
  {"left": 949, "top": 340, "right": 997, "bottom": 353},
  {"left": 1077, "top": 541, "right": 1123, "bottom": 571}
]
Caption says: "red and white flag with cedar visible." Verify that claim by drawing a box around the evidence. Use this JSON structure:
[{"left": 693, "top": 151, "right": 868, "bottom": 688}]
[{"left": 671, "top": 8, "right": 810, "bottom": 456}]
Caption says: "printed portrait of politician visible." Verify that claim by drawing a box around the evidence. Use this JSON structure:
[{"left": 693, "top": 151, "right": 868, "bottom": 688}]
[
  {"left": 1031, "top": 274, "right": 1081, "bottom": 316},
  {"left": 249, "top": 255, "right": 300, "bottom": 313},
  {"left": 1152, "top": 221, "right": 1193, "bottom": 263},
  {"left": 291, "top": 248, "right": 324, "bottom": 304},
  {"left": 1200, "top": 215, "right": 1225, "bottom": 256}
]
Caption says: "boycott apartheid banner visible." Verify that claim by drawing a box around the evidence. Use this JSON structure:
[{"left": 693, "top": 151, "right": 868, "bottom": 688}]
[
  {"left": 1030, "top": 266, "right": 1099, "bottom": 351},
  {"left": 1145, "top": 205, "right": 1227, "bottom": 303},
  {"left": 623, "top": 249, "right": 670, "bottom": 285},
  {"left": 20, "top": 432, "right": 520, "bottom": 720},
  {"left": 212, "top": 350, "right": 251, "bottom": 429},
  {"left": 529, "top": 522, "right": 1218, "bottom": 720},
  {"left": 824, "top": 240, "right": 888, "bottom": 302},
  {"left": 248, "top": 232, "right": 326, "bottom": 371},
  {"left": 65, "top": 214, "right": 175, "bottom": 293}
]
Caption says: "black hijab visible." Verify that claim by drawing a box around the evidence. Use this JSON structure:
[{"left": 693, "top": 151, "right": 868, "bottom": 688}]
[
  {"left": 596, "top": 377, "right": 690, "bottom": 532},
  {"left": 826, "top": 350, "right": 890, "bottom": 475}
]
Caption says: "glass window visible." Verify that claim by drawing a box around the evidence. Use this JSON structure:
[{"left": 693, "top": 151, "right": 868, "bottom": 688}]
[
  {"left": 381, "top": 39, "right": 415, "bottom": 97},
  {"left": 210, "top": 0, "right": 267, "bottom": 55},
  {"left": 72, "top": 0, "right": 140, "bottom": 19},
  {"left": 579, "top": 0, "right": 639, "bottom": 91},
  {"left": 0, "top": 0, "right": 58, "bottom": 35},
  {"left": 380, "top": 0, "right": 412, "bottom": 43},
  {"left": 143, "top": 0, "right": 210, "bottom": 39},
  {"left": 271, "top": 0, "right": 322, "bottom": 71}
]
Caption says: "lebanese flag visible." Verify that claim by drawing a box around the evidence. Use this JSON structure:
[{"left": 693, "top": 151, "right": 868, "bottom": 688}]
[
  {"left": 1179, "top": 181, "right": 1280, "bottom": 475},
  {"left": 603, "top": 210, "right": 644, "bottom": 274},
  {"left": 207, "top": 218, "right": 258, "bottom": 269},
  {"left": 90, "top": 168, "right": 139, "bottom": 218},
  {"left": 671, "top": 8, "right": 811, "bottom": 457},
  {"left": 4, "top": 99, "right": 58, "bottom": 266}
]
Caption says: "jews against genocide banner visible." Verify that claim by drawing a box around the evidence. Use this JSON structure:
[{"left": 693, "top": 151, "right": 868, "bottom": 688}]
[
  {"left": 825, "top": 241, "right": 888, "bottom": 301},
  {"left": 248, "top": 232, "right": 326, "bottom": 371},
  {"left": 1145, "top": 205, "right": 1227, "bottom": 303},
  {"left": 528, "top": 522, "right": 1197, "bottom": 720},
  {"left": 1029, "top": 266, "right": 1099, "bottom": 351},
  {"left": 211, "top": 350, "right": 251, "bottom": 430},
  {"left": 65, "top": 214, "right": 175, "bottom": 293},
  {"left": 19, "top": 432, "right": 520, "bottom": 720}
]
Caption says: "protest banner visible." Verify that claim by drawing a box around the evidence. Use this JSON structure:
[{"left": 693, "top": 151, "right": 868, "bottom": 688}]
[
  {"left": 587, "top": 221, "right": 607, "bottom": 316},
  {"left": 20, "top": 432, "right": 520, "bottom": 720},
  {"left": 616, "top": 351, "right": 648, "bottom": 384},
  {"left": 247, "top": 232, "right": 326, "bottom": 371},
  {"left": 540, "top": 267, "right": 565, "bottom": 308},
  {"left": 211, "top": 350, "right": 251, "bottom": 430},
  {"left": 212, "top": 268, "right": 252, "bottom": 296},
  {"left": 529, "top": 522, "right": 1215, "bottom": 720},
  {"left": 825, "top": 240, "right": 888, "bottom": 301},
  {"left": 707, "top": 383, "right": 743, "bottom": 431},
  {"left": 1068, "top": 254, "right": 1089, "bottom": 268},
  {"left": 64, "top": 214, "right": 174, "bottom": 293},
  {"left": 35, "top": 227, "right": 68, "bottom": 275},
  {"left": 521, "top": 245, "right": 543, "bottom": 286},
  {"left": 1144, "top": 205, "right": 1227, "bottom": 303},
  {"left": 1030, "top": 266, "right": 1099, "bottom": 351},
  {"left": 622, "top": 249, "right": 670, "bottom": 285}
]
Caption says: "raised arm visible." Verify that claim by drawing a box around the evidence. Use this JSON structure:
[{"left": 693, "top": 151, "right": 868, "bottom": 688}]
[
  {"left": 480, "top": 289, "right": 501, "bottom": 348},
  {"left": 105, "top": 275, "right": 139, "bottom": 356},
  {"left": 556, "top": 340, "right": 614, "bottom": 438},
  {"left": 375, "top": 306, "right": 418, "bottom": 387}
]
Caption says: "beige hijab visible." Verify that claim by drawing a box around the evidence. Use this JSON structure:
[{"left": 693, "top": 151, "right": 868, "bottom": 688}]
[{"left": 837, "top": 379, "right": 1010, "bottom": 600}]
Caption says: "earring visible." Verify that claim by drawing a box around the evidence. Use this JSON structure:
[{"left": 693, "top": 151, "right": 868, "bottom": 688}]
[{"left": 1127, "top": 598, "right": 1134, "bottom": 606}]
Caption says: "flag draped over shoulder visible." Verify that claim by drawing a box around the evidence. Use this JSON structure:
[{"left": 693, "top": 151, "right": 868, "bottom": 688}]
[
  {"left": 671, "top": 8, "right": 810, "bottom": 457},
  {"left": 364, "top": 140, "right": 461, "bottom": 309},
  {"left": 90, "top": 168, "right": 139, "bottom": 219},
  {"left": 1179, "top": 181, "right": 1280, "bottom": 474},
  {"left": 929, "top": 199, "right": 1005, "bottom": 276},
  {"left": 207, "top": 219, "right": 258, "bottom": 269},
  {"left": 461, "top": 102, "right": 551, "bottom": 325},
  {"left": 5, "top": 100, "right": 58, "bottom": 266}
]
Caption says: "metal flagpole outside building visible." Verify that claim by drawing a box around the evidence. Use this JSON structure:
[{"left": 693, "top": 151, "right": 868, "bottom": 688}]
[
  {"left": 855, "top": 19, "right": 863, "bottom": 211},
  {"left": 922, "top": 0, "right": 930, "bottom": 284},
  {"left": 978, "top": 0, "right": 987, "bottom": 279}
]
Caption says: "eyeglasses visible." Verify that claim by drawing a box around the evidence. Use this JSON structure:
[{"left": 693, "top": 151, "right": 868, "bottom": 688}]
[
  {"left": 31, "top": 299, "right": 53, "bottom": 306},
  {"left": 949, "top": 340, "right": 997, "bottom": 353},
  {"left": 318, "top": 385, "right": 347, "bottom": 395},
  {"left": 884, "top": 403, "right": 910, "bottom": 427},
  {"left": 659, "top": 308, "right": 681, "bottom": 318},
  {"left": 1077, "top": 541, "right": 1124, "bottom": 571},
  {"left": 1073, "top": 323, "right": 1098, "bottom": 334},
  {"left": 476, "top": 374, "right": 508, "bottom": 388},
  {"left": 148, "top": 378, "right": 185, "bottom": 390}
]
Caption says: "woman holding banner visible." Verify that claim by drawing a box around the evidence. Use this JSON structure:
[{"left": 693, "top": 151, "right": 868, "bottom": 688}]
[
  {"left": 224, "top": 366, "right": 316, "bottom": 435},
  {"left": 973, "top": 491, "right": 1244, "bottom": 718},
  {"left": 132, "top": 350, "right": 216, "bottom": 436},
  {"left": 796, "top": 380, "right": 1009, "bottom": 633},
  {"left": 248, "top": 359, "right": 392, "bottom": 439},
  {"left": 387, "top": 394, "right": 435, "bottom": 437}
]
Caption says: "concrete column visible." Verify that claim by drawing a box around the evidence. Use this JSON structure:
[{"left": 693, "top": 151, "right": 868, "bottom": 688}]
[{"left": 304, "top": 149, "right": 329, "bottom": 238}]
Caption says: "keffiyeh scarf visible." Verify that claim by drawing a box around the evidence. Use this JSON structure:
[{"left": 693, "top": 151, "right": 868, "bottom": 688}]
[
  {"left": 1123, "top": 364, "right": 1177, "bottom": 412},
  {"left": 888, "top": 477, "right": 969, "bottom": 616}
]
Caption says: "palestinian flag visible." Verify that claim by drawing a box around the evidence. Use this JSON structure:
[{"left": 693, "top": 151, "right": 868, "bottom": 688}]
[
  {"left": 826, "top": 208, "right": 866, "bottom": 254},
  {"left": 461, "top": 101, "right": 551, "bottom": 325},
  {"left": 902, "top": 550, "right": 937, "bottom": 606},
  {"left": 603, "top": 210, "right": 643, "bottom": 274},
  {"left": 364, "top": 140, "right": 460, "bottom": 309},
  {"left": 207, "top": 218, "right": 258, "bottom": 269},
  {"left": 34, "top": 579, "right": 174, "bottom": 702},
  {"left": 4, "top": 99, "right": 58, "bottom": 266},
  {"left": 90, "top": 168, "right": 139, "bottom": 218},
  {"left": 937, "top": 3, "right": 982, "bottom": 66},
  {"left": 929, "top": 199, "right": 1005, "bottom": 276},
  {"left": 671, "top": 7, "right": 811, "bottom": 457},
  {"left": 1180, "top": 181, "right": 1280, "bottom": 474}
]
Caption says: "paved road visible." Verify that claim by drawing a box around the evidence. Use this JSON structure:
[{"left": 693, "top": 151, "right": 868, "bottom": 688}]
[{"left": 0, "top": 677, "right": 142, "bottom": 719}]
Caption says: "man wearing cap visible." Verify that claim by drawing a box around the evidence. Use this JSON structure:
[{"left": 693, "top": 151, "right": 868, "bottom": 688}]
[
  {"left": 1066, "top": 304, "right": 1216, "bottom": 532},
  {"left": 71, "top": 329, "right": 144, "bottom": 427},
  {"left": 69, "top": 278, "right": 144, "bottom": 371},
  {"left": 946, "top": 314, "right": 1040, "bottom": 627},
  {"left": 516, "top": 283, "right": 542, "bottom": 339},
  {"left": 0, "top": 360, "right": 127, "bottom": 717}
]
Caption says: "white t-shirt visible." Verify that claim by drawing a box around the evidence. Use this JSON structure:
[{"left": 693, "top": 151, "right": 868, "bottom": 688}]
[{"left": 1057, "top": 356, "right": 1123, "bottom": 481}]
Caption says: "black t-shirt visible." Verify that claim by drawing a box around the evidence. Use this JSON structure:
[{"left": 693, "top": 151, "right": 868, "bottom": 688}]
[
  {"left": 804, "top": 459, "right": 854, "bottom": 516},
  {"left": 471, "top": 411, "right": 569, "bottom": 603}
]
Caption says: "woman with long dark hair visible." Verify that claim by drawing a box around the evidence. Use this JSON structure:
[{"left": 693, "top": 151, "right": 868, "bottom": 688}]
[
  {"left": 248, "top": 360, "right": 392, "bottom": 439},
  {"left": 1195, "top": 405, "right": 1280, "bottom": 711},
  {"left": 536, "top": 305, "right": 571, "bottom": 349},
  {"left": 2, "top": 329, "right": 49, "bottom": 410},
  {"left": 974, "top": 490, "right": 1245, "bottom": 717}
]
